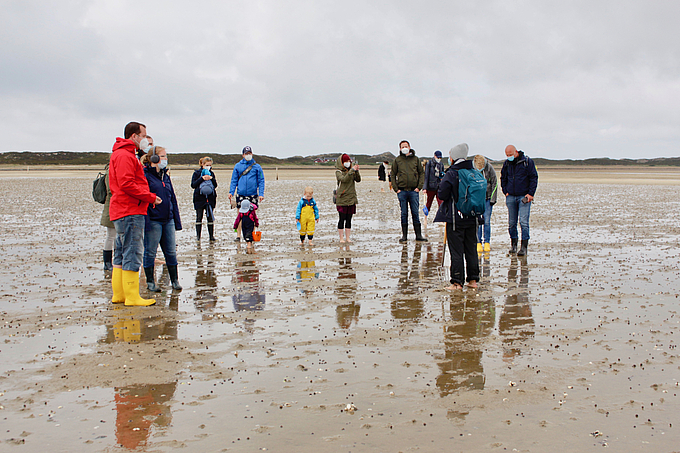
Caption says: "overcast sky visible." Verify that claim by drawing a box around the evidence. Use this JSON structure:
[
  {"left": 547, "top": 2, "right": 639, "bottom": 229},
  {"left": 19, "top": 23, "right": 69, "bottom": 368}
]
[{"left": 1, "top": 1, "right": 678, "bottom": 160}]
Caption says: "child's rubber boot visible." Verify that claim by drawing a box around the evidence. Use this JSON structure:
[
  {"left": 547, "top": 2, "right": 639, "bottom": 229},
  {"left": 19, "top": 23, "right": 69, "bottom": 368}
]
[
  {"left": 111, "top": 267, "right": 125, "bottom": 304},
  {"left": 483, "top": 243, "right": 491, "bottom": 252},
  {"left": 103, "top": 250, "right": 113, "bottom": 271},
  {"left": 122, "top": 270, "right": 156, "bottom": 306},
  {"left": 477, "top": 243, "right": 483, "bottom": 253}
]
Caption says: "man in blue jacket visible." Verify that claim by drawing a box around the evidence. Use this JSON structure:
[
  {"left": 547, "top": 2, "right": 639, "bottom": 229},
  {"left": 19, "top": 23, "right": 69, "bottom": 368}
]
[
  {"left": 500, "top": 145, "right": 538, "bottom": 256},
  {"left": 229, "top": 146, "right": 265, "bottom": 242}
]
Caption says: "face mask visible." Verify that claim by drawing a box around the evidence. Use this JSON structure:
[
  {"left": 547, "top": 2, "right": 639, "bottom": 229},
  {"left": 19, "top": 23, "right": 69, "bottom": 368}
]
[
  {"left": 204, "top": 166, "right": 211, "bottom": 171},
  {"left": 507, "top": 156, "right": 515, "bottom": 162},
  {"left": 434, "top": 157, "right": 441, "bottom": 163},
  {"left": 137, "top": 137, "right": 149, "bottom": 150},
  {"left": 449, "top": 157, "right": 453, "bottom": 166},
  {"left": 344, "top": 161, "right": 351, "bottom": 168},
  {"left": 244, "top": 154, "right": 253, "bottom": 162},
  {"left": 159, "top": 159, "right": 168, "bottom": 169},
  {"left": 400, "top": 148, "right": 409, "bottom": 155}
]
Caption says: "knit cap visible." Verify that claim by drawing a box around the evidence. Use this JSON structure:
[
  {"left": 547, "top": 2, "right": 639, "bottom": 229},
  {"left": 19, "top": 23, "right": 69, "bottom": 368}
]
[{"left": 449, "top": 143, "right": 469, "bottom": 162}]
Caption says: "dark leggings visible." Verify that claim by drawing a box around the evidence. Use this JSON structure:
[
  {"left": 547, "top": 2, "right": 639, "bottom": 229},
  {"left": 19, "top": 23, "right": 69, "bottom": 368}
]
[
  {"left": 338, "top": 212, "right": 353, "bottom": 229},
  {"left": 195, "top": 205, "right": 214, "bottom": 225}
]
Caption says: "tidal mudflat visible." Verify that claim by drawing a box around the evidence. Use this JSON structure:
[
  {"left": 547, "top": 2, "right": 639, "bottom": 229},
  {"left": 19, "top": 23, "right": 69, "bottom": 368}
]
[{"left": 0, "top": 167, "right": 678, "bottom": 452}]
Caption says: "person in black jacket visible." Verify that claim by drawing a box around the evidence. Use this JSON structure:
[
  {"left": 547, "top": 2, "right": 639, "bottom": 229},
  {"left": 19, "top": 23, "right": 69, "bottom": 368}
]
[
  {"left": 191, "top": 157, "right": 218, "bottom": 241},
  {"left": 142, "top": 146, "right": 182, "bottom": 292},
  {"left": 434, "top": 143, "right": 479, "bottom": 290},
  {"left": 500, "top": 145, "right": 538, "bottom": 256},
  {"left": 423, "top": 150, "right": 445, "bottom": 218}
]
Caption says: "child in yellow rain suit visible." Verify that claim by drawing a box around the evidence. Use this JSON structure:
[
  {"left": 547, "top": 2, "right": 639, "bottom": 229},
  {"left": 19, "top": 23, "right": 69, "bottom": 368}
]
[{"left": 295, "top": 186, "right": 319, "bottom": 245}]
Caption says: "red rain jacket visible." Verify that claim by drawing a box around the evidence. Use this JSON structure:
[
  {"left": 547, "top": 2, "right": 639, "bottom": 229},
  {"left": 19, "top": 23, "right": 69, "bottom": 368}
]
[{"left": 108, "top": 138, "right": 156, "bottom": 221}]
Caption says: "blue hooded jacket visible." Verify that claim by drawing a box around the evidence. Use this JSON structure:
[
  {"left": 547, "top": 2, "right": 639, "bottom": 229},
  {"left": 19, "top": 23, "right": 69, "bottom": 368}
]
[
  {"left": 229, "top": 158, "right": 265, "bottom": 197},
  {"left": 144, "top": 165, "right": 182, "bottom": 230}
]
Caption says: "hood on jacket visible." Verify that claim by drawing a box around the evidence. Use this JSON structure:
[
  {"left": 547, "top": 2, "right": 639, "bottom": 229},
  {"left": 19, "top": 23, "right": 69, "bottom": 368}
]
[
  {"left": 336, "top": 154, "right": 351, "bottom": 171},
  {"left": 112, "top": 137, "right": 137, "bottom": 154}
]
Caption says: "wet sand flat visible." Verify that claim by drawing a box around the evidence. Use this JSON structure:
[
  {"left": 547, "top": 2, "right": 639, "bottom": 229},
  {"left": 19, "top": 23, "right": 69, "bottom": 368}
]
[{"left": 0, "top": 167, "right": 679, "bottom": 451}]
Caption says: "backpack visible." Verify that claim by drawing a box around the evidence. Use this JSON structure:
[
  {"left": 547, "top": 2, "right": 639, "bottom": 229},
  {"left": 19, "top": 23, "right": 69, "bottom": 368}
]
[
  {"left": 456, "top": 168, "right": 486, "bottom": 217},
  {"left": 199, "top": 179, "right": 214, "bottom": 197},
  {"left": 92, "top": 164, "right": 108, "bottom": 204}
]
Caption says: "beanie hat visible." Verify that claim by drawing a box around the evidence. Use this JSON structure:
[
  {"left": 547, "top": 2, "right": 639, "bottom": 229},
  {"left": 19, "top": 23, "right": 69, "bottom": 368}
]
[
  {"left": 449, "top": 143, "right": 469, "bottom": 162},
  {"left": 434, "top": 150, "right": 442, "bottom": 158},
  {"left": 341, "top": 154, "right": 351, "bottom": 163}
]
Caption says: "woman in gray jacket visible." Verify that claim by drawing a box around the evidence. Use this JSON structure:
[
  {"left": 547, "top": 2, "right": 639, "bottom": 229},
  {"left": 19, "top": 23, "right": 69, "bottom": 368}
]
[{"left": 473, "top": 155, "right": 498, "bottom": 252}]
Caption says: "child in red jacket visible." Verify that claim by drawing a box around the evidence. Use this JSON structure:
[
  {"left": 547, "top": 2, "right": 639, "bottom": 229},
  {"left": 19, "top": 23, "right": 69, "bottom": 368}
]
[{"left": 233, "top": 199, "right": 259, "bottom": 252}]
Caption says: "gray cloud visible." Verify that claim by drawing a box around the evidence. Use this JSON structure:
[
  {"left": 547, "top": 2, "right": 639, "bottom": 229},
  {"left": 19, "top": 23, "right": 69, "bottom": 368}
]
[{"left": 1, "top": 0, "right": 678, "bottom": 159}]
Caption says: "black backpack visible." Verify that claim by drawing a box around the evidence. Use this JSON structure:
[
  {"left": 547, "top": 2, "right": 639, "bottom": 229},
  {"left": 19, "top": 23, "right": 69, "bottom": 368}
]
[{"left": 92, "top": 164, "right": 108, "bottom": 204}]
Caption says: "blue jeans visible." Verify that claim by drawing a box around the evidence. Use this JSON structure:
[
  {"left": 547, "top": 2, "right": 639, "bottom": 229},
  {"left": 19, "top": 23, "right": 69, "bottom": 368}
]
[
  {"left": 143, "top": 219, "right": 177, "bottom": 268},
  {"left": 397, "top": 190, "right": 420, "bottom": 225},
  {"left": 477, "top": 200, "right": 493, "bottom": 243},
  {"left": 506, "top": 195, "right": 531, "bottom": 240},
  {"left": 113, "top": 215, "right": 145, "bottom": 272}
]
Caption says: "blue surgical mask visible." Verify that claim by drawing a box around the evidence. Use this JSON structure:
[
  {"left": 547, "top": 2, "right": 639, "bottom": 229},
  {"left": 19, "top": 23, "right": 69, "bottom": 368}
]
[
  {"left": 159, "top": 159, "right": 168, "bottom": 169},
  {"left": 507, "top": 156, "right": 515, "bottom": 162}
]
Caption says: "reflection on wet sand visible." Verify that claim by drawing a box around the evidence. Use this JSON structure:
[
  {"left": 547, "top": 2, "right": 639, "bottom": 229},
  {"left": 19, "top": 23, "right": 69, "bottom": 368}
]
[
  {"left": 232, "top": 256, "right": 266, "bottom": 312},
  {"left": 195, "top": 246, "right": 218, "bottom": 313},
  {"left": 391, "top": 243, "right": 424, "bottom": 321},
  {"left": 296, "top": 260, "right": 319, "bottom": 295},
  {"left": 336, "top": 255, "right": 360, "bottom": 328},
  {"left": 500, "top": 256, "right": 534, "bottom": 360},
  {"left": 435, "top": 292, "right": 494, "bottom": 396},
  {"left": 103, "top": 309, "right": 179, "bottom": 450}
]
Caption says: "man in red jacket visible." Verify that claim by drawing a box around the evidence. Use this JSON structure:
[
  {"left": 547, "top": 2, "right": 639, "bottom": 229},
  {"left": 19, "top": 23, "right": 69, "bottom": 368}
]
[{"left": 109, "top": 122, "right": 162, "bottom": 306}]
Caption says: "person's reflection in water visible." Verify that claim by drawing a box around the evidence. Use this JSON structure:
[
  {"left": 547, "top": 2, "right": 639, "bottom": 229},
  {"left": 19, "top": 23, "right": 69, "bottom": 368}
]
[
  {"left": 499, "top": 256, "right": 534, "bottom": 361},
  {"left": 391, "top": 243, "right": 424, "bottom": 321},
  {"left": 422, "top": 242, "right": 444, "bottom": 280},
  {"left": 479, "top": 248, "right": 491, "bottom": 282},
  {"left": 103, "top": 308, "right": 178, "bottom": 450},
  {"left": 296, "top": 261, "right": 319, "bottom": 295},
  {"left": 336, "top": 256, "right": 360, "bottom": 329},
  {"left": 435, "top": 292, "right": 494, "bottom": 396},
  {"left": 115, "top": 382, "right": 176, "bottom": 450},
  {"left": 233, "top": 258, "right": 265, "bottom": 311},
  {"left": 195, "top": 246, "right": 218, "bottom": 315}
]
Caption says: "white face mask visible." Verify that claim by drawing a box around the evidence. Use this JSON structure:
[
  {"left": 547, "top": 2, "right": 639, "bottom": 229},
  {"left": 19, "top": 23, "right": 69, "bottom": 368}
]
[
  {"left": 204, "top": 166, "right": 211, "bottom": 171},
  {"left": 434, "top": 157, "right": 441, "bottom": 163},
  {"left": 138, "top": 137, "right": 149, "bottom": 150},
  {"left": 344, "top": 161, "right": 351, "bottom": 168},
  {"left": 400, "top": 148, "right": 409, "bottom": 155},
  {"left": 244, "top": 154, "right": 253, "bottom": 161},
  {"left": 159, "top": 159, "right": 168, "bottom": 169}
]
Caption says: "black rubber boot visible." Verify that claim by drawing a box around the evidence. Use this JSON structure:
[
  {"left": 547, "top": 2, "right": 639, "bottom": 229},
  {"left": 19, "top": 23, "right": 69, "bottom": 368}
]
[
  {"left": 103, "top": 250, "right": 113, "bottom": 271},
  {"left": 167, "top": 265, "right": 182, "bottom": 291},
  {"left": 144, "top": 266, "right": 161, "bottom": 292},
  {"left": 517, "top": 239, "right": 529, "bottom": 256},
  {"left": 414, "top": 223, "right": 428, "bottom": 242},
  {"left": 208, "top": 224, "right": 215, "bottom": 241},
  {"left": 399, "top": 223, "right": 409, "bottom": 243},
  {"left": 196, "top": 224, "right": 202, "bottom": 240},
  {"left": 508, "top": 238, "right": 518, "bottom": 255}
]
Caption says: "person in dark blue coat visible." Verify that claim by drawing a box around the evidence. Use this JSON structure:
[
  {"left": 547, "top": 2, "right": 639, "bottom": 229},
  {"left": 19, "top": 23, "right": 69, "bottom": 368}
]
[
  {"left": 500, "top": 145, "right": 538, "bottom": 256},
  {"left": 434, "top": 143, "right": 480, "bottom": 290},
  {"left": 142, "top": 146, "right": 183, "bottom": 292},
  {"left": 191, "top": 157, "right": 218, "bottom": 241}
]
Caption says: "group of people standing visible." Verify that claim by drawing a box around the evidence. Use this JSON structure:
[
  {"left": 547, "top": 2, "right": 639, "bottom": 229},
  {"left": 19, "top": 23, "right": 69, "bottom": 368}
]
[
  {"left": 101, "top": 121, "right": 537, "bottom": 307},
  {"left": 393, "top": 141, "right": 538, "bottom": 290},
  {"left": 101, "top": 122, "right": 267, "bottom": 306}
]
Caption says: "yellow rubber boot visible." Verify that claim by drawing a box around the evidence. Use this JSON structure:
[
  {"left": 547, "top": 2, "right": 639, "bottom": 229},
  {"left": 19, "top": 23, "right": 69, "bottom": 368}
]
[
  {"left": 477, "top": 243, "right": 483, "bottom": 253},
  {"left": 112, "top": 267, "right": 125, "bottom": 304},
  {"left": 122, "top": 270, "right": 156, "bottom": 307},
  {"left": 483, "top": 243, "right": 491, "bottom": 252}
]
